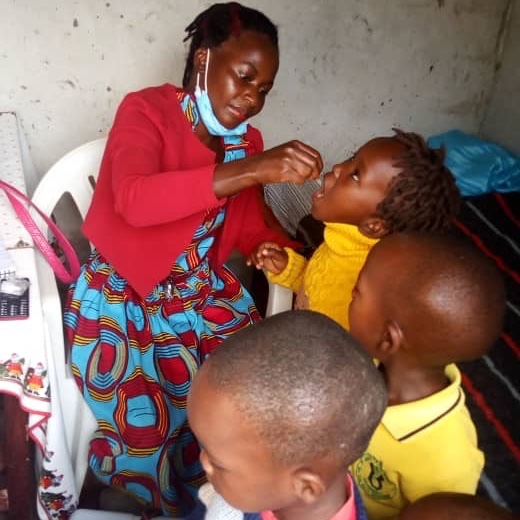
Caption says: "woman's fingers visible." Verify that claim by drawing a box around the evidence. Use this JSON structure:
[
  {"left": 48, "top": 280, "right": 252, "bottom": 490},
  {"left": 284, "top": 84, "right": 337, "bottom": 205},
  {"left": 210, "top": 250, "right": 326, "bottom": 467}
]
[
  {"left": 257, "top": 141, "right": 323, "bottom": 185},
  {"left": 288, "top": 140, "right": 323, "bottom": 182},
  {"left": 278, "top": 140, "right": 322, "bottom": 183}
]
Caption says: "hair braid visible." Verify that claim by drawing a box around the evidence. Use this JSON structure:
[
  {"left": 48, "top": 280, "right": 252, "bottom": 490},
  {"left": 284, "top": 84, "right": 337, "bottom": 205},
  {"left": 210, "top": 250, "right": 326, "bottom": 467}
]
[
  {"left": 375, "top": 128, "right": 461, "bottom": 233},
  {"left": 182, "top": 2, "right": 278, "bottom": 88}
]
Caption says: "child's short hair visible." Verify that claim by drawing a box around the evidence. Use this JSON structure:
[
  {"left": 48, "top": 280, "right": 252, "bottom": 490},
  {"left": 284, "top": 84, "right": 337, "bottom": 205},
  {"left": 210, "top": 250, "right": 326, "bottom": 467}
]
[
  {"left": 182, "top": 2, "right": 278, "bottom": 88},
  {"left": 202, "top": 310, "right": 387, "bottom": 467},
  {"left": 375, "top": 128, "right": 460, "bottom": 233},
  {"left": 379, "top": 232, "right": 506, "bottom": 363},
  {"left": 398, "top": 492, "right": 515, "bottom": 520}
]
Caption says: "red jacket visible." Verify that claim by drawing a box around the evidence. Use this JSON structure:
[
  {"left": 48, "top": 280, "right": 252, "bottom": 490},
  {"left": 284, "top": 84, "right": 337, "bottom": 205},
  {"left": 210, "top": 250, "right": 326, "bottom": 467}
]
[{"left": 83, "top": 84, "right": 297, "bottom": 298}]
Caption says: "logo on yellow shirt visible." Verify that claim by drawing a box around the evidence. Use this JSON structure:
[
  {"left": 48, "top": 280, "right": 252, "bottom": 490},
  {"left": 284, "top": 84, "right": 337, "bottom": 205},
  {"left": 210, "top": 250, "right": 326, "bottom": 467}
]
[{"left": 353, "top": 452, "right": 396, "bottom": 500}]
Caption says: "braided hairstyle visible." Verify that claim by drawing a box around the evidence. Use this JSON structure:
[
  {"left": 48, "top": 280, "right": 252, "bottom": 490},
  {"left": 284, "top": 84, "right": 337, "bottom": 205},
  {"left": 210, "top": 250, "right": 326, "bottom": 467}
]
[
  {"left": 182, "top": 2, "right": 278, "bottom": 88},
  {"left": 375, "top": 128, "right": 461, "bottom": 233}
]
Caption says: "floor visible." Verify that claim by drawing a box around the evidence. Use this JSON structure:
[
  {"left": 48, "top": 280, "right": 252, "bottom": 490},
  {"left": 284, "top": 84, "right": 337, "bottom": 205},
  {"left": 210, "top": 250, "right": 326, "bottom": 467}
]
[{"left": 78, "top": 470, "right": 145, "bottom": 515}]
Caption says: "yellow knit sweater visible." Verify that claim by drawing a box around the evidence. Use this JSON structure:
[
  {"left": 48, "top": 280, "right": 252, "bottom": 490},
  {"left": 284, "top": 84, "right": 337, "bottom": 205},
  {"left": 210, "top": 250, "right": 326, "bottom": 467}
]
[{"left": 267, "top": 223, "right": 378, "bottom": 329}]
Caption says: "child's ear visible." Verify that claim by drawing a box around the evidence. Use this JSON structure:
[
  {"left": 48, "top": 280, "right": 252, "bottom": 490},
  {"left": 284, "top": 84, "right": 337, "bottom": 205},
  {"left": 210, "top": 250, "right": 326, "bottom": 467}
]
[
  {"left": 358, "top": 217, "right": 389, "bottom": 239},
  {"left": 292, "top": 468, "right": 326, "bottom": 504},
  {"left": 378, "top": 319, "right": 404, "bottom": 358}
]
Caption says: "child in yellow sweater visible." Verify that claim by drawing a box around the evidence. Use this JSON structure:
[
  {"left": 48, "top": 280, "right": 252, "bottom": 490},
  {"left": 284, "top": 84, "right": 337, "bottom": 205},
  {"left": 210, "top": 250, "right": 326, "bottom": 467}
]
[{"left": 249, "top": 129, "right": 460, "bottom": 329}]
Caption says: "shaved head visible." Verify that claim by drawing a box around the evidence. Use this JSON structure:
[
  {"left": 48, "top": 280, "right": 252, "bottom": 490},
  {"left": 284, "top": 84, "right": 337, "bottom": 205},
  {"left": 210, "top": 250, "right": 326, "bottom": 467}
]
[
  {"left": 197, "top": 310, "right": 387, "bottom": 467},
  {"left": 370, "top": 232, "right": 505, "bottom": 364},
  {"left": 398, "top": 492, "right": 516, "bottom": 520}
]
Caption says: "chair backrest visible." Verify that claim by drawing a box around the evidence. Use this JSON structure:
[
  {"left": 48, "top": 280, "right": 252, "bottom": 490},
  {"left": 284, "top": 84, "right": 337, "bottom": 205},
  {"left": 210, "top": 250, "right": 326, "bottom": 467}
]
[
  {"left": 31, "top": 138, "right": 106, "bottom": 236},
  {"left": 30, "top": 138, "right": 107, "bottom": 504}
]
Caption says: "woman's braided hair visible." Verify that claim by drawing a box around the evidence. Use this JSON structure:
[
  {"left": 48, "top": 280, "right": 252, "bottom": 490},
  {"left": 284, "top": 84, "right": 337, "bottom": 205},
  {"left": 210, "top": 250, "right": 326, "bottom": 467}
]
[
  {"left": 375, "top": 128, "right": 461, "bottom": 233},
  {"left": 182, "top": 2, "right": 278, "bottom": 88}
]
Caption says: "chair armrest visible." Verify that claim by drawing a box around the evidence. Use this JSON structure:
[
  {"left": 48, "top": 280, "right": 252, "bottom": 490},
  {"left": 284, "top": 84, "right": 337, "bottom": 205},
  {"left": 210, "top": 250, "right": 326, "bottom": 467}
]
[{"left": 265, "top": 277, "right": 293, "bottom": 316}]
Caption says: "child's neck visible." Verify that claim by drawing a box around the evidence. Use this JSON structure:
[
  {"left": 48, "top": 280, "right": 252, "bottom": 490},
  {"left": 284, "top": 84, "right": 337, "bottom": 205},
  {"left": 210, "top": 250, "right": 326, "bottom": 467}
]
[
  {"left": 273, "top": 472, "right": 347, "bottom": 520},
  {"left": 380, "top": 361, "right": 450, "bottom": 406}
]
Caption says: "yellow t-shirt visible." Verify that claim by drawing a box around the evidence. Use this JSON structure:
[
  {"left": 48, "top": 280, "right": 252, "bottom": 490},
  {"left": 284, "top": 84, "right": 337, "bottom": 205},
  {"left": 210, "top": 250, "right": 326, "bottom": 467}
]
[
  {"left": 267, "top": 222, "right": 378, "bottom": 329},
  {"left": 351, "top": 364, "right": 484, "bottom": 520}
]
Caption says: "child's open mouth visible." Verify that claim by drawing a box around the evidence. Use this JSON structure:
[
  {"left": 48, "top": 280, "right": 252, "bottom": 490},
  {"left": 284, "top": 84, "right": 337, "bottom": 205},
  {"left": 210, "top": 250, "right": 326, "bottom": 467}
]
[
  {"left": 312, "top": 174, "right": 328, "bottom": 202},
  {"left": 312, "top": 185, "right": 325, "bottom": 202}
]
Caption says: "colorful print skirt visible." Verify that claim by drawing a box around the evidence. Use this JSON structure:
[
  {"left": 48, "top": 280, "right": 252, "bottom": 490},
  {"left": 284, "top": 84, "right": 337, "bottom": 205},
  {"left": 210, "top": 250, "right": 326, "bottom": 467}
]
[{"left": 64, "top": 208, "right": 260, "bottom": 515}]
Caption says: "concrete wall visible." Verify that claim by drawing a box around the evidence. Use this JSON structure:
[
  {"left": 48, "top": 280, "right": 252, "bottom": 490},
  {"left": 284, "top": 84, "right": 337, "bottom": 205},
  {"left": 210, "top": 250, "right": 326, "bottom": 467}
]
[
  {"left": 480, "top": 0, "right": 520, "bottom": 155},
  {"left": 0, "top": 0, "right": 512, "bottom": 176}
]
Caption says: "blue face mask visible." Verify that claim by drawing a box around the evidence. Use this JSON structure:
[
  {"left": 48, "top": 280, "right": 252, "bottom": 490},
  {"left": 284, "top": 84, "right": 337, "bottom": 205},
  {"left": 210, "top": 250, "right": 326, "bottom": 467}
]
[{"left": 194, "top": 48, "right": 248, "bottom": 137}]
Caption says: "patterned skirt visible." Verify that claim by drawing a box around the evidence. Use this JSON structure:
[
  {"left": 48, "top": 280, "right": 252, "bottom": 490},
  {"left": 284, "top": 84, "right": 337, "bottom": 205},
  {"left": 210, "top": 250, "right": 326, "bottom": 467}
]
[{"left": 64, "top": 248, "right": 260, "bottom": 515}]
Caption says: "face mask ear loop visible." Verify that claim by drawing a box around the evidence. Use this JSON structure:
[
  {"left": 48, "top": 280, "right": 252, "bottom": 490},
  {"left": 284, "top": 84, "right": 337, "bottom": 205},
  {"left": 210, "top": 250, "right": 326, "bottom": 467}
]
[{"left": 203, "top": 48, "right": 210, "bottom": 93}]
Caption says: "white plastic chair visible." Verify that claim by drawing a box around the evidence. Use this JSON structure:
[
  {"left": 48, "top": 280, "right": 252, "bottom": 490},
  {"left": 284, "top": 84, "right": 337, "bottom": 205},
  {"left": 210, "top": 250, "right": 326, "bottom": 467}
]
[
  {"left": 31, "top": 138, "right": 106, "bottom": 495},
  {"left": 31, "top": 137, "right": 292, "bottom": 519},
  {"left": 265, "top": 280, "right": 292, "bottom": 315}
]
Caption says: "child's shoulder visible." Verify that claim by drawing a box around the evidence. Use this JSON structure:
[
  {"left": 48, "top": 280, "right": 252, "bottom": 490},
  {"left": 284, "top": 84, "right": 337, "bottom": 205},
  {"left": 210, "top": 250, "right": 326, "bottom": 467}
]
[{"left": 383, "top": 364, "right": 468, "bottom": 437}]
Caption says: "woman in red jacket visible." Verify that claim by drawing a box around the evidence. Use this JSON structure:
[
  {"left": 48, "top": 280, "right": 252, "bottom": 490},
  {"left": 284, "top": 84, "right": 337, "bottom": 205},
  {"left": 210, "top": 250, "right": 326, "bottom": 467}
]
[{"left": 64, "top": 2, "right": 322, "bottom": 516}]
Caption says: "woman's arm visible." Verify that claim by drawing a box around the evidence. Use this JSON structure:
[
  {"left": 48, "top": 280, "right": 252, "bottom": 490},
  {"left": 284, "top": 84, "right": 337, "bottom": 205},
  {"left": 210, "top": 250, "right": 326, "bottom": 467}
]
[
  {"left": 105, "top": 89, "right": 322, "bottom": 228},
  {"left": 107, "top": 91, "right": 223, "bottom": 227},
  {"left": 212, "top": 139, "right": 323, "bottom": 198}
]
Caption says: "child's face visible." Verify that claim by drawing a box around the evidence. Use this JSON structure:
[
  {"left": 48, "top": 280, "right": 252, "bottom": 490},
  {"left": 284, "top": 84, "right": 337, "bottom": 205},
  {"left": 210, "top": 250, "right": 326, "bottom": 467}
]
[
  {"left": 188, "top": 368, "right": 296, "bottom": 513},
  {"left": 311, "top": 137, "right": 404, "bottom": 226},
  {"left": 348, "top": 242, "right": 392, "bottom": 357},
  {"left": 202, "top": 30, "right": 279, "bottom": 129}
]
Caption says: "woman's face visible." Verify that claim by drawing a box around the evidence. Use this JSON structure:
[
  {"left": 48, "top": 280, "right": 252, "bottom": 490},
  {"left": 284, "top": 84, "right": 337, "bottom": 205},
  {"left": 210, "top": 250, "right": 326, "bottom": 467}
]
[{"left": 199, "top": 30, "right": 279, "bottom": 129}]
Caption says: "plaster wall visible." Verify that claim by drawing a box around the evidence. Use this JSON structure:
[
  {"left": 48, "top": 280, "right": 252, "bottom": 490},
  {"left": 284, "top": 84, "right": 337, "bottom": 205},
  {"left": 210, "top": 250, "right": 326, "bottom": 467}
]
[
  {"left": 480, "top": 0, "right": 520, "bottom": 155},
  {"left": 0, "top": 0, "right": 511, "bottom": 175}
]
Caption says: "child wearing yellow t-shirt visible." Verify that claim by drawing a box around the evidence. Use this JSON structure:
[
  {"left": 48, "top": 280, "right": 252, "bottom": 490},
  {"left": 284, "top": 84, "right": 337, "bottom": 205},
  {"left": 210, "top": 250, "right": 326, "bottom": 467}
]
[{"left": 348, "top": 232, "right": 506, "bottom": 520}]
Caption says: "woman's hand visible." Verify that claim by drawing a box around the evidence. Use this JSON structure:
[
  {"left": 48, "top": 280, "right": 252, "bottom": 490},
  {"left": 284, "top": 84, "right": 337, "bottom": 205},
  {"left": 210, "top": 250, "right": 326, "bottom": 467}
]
[
  {"left": 247, "top": 242, "right": 289, "bottom": 274},
  {"left": 213, "top": 140, "right": 323, "bottom": 198},
  {"left": 252, "top": 140, "right": 323, "bottom": 185}
]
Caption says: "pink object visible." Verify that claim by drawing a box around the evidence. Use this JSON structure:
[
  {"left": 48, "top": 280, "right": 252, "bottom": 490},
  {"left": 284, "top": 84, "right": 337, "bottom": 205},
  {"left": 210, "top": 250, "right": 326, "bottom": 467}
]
[{"left": 0, "top": 179, "right": 80, "bottom": 284}]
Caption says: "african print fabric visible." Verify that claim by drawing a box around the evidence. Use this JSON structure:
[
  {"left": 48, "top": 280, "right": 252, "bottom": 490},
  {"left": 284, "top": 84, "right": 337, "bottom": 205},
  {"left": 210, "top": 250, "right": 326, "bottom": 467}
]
[{"left": 64, "top": 92, "right": 260, "bottom": 516}]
